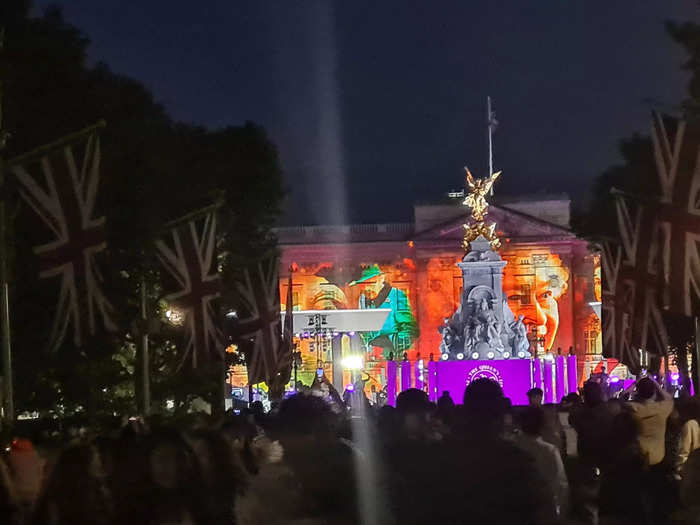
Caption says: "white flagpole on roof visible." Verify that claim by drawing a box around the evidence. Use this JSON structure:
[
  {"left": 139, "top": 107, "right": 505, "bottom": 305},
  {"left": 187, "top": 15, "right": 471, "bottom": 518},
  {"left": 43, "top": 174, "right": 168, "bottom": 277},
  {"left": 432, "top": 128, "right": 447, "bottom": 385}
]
[{"left": 487, "top": 96, "right": 497, "bottom": 196}]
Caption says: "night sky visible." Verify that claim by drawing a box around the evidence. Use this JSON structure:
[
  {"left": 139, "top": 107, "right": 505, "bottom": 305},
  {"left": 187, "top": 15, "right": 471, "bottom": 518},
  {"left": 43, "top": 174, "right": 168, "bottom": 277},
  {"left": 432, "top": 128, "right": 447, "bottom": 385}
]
[{"left": 34, "top": 1, "right": 697, "bottom": 226}]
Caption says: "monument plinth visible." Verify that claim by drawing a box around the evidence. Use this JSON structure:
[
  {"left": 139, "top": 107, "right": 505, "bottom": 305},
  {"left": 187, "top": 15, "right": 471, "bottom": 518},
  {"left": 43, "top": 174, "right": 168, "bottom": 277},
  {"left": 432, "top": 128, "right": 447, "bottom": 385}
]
[{"left": 439, "top": 169, "right": 530, "bottom": 361}]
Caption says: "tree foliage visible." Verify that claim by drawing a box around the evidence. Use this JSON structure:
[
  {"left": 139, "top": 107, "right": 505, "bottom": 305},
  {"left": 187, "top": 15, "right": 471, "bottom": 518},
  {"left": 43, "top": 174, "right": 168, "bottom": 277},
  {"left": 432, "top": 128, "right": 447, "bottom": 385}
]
[
  {"left": 1, "top": 1, "right": 284, "bottom": 418},
  {"left": 578, "top": 22, "right": 700, "bottom": 239},
  {"left": 576, "top": 19, "right": 700, "bottom": 371}
]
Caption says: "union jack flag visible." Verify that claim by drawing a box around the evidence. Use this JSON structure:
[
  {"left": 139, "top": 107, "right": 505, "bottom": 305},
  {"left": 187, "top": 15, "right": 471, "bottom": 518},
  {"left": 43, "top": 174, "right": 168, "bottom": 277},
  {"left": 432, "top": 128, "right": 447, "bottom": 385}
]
[
  {"left": 604, "top": 192, "right": 669, "bottom": 372},
  {"left": 231, "top": 256, "right": 283, "bottom": 385},
  {"left": 651, "top": 112, "right": 700, "bottom": 317},
  {"left": 600, "top": 240, "right": 636, "bottom": 369},
  {"left": 155, "top": 211, "right": 223, "bottom": 368},
  {"left": 9, "top": 124, "right": 116, "bottom": 351}
]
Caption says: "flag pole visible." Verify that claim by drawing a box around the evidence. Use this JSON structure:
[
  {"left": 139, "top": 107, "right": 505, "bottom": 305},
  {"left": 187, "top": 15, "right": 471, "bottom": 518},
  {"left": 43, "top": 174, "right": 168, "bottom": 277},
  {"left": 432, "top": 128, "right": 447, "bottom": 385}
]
[
  {"left": 0, "top": 28, "right": 14, "bottom": 424},
  {"left": 487, "top": 96, "right": 495, "bottom": 195},
  {"left": 487, "top": 96, "right": 493, "bottom": 177}
]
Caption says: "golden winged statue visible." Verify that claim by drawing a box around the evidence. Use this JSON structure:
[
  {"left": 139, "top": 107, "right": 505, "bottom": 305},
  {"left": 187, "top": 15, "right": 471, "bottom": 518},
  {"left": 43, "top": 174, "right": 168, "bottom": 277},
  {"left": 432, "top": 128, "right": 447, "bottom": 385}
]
[
  {"left": 462, "top": 168, "right": 501, "bottom": 221},
  {"left": 461, "top": 167, "right": 502, "bottom": 252}
]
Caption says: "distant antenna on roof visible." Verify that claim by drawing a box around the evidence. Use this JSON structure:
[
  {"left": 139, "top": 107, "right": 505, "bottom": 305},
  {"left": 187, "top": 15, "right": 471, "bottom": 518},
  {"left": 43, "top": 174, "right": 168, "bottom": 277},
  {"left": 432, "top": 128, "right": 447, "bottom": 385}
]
[{"left": 487, "top": 96, "right": 498, "bottom": 195}]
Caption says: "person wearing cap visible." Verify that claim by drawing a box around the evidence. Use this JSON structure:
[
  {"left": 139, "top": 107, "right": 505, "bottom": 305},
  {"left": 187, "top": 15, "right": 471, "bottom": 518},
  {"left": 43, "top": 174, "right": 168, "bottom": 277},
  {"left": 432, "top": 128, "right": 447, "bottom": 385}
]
[{"left": 350, "top": 265, "right": 418, "bottom": 356}]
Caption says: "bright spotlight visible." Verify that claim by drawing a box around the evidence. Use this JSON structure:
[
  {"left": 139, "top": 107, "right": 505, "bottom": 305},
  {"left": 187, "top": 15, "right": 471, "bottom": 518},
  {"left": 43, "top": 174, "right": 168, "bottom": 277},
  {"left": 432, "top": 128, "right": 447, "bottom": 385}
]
[
  {"left": 441, "top": 353, "right": 449, "bottom": 360},
  {"left": 456, "top": 352, "right": 465, "bottom": 360},
  {"left": 165, "top": 307, "right": 184, "bottom": 326},
  {"left": 517, "top": 351, "right": 525, "bottom": 358},
  {"left": 341, "top": 355, "right": 363, "bottom": 370},
  {"left": 502, "top": 352, "right": 510, "bottom": 359},
  {"left": 225, "top": 310, "right": 238, "bottom": 318},
  {"left": 487, "top": 351, "right": 495, "bottom": 359},
  {"left": 471, "top": 352, "right": 479, "bottom": 359}
]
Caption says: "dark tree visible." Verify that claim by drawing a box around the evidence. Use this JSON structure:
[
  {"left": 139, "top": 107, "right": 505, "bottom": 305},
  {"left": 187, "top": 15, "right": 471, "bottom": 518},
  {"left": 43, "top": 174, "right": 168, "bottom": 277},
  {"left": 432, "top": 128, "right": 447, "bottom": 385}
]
[{"left": 1, "top": 1, "right": 285, "bottom": 420}]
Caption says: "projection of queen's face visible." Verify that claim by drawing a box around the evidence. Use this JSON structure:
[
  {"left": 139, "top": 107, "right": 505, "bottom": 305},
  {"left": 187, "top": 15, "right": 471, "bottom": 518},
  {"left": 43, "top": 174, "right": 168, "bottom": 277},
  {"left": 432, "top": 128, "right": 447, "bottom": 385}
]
[{"left": 504, "top": 254, "right": 569, "bottom": 350}]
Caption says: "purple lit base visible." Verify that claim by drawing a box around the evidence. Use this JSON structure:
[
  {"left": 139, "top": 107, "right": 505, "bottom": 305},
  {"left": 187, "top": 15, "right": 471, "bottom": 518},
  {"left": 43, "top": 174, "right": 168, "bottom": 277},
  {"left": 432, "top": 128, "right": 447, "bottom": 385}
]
[{"left": 431, "top": 359, "right": 533, "bottom": 406}]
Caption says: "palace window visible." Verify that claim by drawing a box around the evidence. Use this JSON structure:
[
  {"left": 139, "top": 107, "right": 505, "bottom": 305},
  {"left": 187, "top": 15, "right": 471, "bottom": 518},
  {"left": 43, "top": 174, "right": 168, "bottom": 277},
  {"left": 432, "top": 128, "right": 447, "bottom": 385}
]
[
  {"left": 396, "top": 332, "right": 412, "bottom": 352},
  {"left": 520, "top": 284, "right": 531, "bottom": 305},
  {"left": 584, "top": 329, "right": 599, "bottom": 355},
  {"left": 396, "top": 287, "right": 410, "bottom": 311}
]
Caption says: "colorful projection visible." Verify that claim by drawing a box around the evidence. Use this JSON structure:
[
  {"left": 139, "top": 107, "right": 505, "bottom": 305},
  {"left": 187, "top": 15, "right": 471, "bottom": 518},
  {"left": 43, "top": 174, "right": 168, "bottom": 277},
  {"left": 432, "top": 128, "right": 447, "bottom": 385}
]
[
  {"left": 281, "top": 261, "right": 419, "bottom": 357},
  {"left": 501, "top": 250, "right": 571, "bottom": 352},
  {"left": 273, "top": 245, "right": 597, "bottom": 390}
]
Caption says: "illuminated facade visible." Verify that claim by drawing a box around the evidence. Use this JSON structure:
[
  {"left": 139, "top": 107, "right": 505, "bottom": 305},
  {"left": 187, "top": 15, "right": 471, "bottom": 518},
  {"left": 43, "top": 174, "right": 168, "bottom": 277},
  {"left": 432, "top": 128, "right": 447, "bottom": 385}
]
[{"left": 265, "top": 195, "right": 603, "bottom": 391}]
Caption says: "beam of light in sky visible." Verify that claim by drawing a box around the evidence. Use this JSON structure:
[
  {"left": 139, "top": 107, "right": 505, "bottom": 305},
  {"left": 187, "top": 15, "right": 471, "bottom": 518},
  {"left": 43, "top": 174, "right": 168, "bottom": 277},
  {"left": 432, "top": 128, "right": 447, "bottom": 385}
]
[{"left": 311, "top": 1, "right": 348, "bottom": 228}]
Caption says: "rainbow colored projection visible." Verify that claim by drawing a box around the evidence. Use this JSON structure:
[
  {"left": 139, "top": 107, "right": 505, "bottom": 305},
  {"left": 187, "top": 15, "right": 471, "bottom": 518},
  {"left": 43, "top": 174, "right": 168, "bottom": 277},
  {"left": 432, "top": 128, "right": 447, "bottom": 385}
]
[{"left": 275, "top": 246, "right": 601, "bottom": 388}]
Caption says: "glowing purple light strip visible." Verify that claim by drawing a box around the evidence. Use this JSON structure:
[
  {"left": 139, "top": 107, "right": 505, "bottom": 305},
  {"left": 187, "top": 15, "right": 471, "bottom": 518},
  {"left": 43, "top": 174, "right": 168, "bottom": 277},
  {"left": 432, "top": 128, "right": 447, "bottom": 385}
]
[
  {"left": 428, "top": 360, "right": 437, "bottom": 402},
  {"left": 414, "top": 360, "right": 424, "bottom": 391},
  {"left": 543, "top": 358, "right": 554, "bottom": 403},
  {"left": 386, "top": 360, "right": 397, "bottom": 406},
  {"left": 533, "top": 359, "right": 543, "bottom": 390},
  {"left": 567, "top": 355, "right": 578, "bottom": 395},
  {"left": 555, "top": 356, "right": 566, "bottom": 400},
  {"left": 401, "top": 360, "right": 411, "bottom": 391}
]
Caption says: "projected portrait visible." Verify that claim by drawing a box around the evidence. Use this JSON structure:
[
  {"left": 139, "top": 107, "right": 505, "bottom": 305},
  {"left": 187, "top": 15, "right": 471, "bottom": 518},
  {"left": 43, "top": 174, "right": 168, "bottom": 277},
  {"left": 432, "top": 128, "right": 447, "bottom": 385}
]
[
  {"left": 503, "top": 251, "right": 570, "bottom": 351},
  {"left": 350, "top": 264, "right": 419, "bottom": 357},
  {"left": 281, "top": 261, "right": 419, "bottom": 357}
]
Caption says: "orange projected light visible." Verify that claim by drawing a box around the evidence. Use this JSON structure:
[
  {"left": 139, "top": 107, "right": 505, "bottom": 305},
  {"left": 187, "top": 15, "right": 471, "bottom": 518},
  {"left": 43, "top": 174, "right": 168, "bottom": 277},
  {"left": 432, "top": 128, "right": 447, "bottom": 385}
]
[{"left": 501, "top": 250, "right": 570, "bottom": 351}]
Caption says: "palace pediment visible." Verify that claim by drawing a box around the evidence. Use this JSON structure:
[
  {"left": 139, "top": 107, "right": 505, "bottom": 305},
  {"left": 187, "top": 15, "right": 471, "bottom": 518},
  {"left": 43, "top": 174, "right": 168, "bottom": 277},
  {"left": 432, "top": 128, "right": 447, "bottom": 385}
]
[{"left": 413, "top": 204, "right": 576, "bottom": 244}]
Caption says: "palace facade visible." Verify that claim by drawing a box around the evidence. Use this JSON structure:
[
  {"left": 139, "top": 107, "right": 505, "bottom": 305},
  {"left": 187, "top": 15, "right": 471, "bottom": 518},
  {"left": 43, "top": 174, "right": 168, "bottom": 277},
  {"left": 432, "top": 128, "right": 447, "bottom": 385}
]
[{"left": 269, "top": 194, "right": 606, "bottom": 392}]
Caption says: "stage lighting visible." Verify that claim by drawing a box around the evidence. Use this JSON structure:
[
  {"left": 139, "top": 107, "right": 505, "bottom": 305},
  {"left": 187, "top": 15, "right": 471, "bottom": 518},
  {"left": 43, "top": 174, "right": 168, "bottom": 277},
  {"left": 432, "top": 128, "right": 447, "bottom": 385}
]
[
  {"left": 225, "top": 310, "right": 238, "bottom": 318},
  {"left": 471, "top": 352, "right": 479, "bottom": 359},
  {"left": 441, "top": 353, "right": 449, "bottom": 360},
  {"left": 502, "top": 352, "right": 510, "bottom": 359},
  {"left": 517, "top": 351, "right": 525, "bottom": 358},
  {"left": 487, "top": 351, "right": 495, "bottom": 359},
  {"left": 341, "top": 355, "right": 363, "bottom": 370},
  {"left": 456, "top": 352, "right": 464, "bottom": 360}
]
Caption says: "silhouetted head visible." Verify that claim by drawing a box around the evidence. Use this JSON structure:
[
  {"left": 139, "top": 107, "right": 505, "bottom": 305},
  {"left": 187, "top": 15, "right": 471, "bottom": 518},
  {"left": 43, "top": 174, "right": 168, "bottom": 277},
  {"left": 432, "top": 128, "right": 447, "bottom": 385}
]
[
  {"left": 250, "top": 401, "right": 265, "bottom": 417},
  {"left": 582, "top": 381, "right": 604, "bottom": 406},
  {"left": 521, "top": 406, "right": 545, "bottom": 436},
  {"left": 437, "top": 390, "right": 455, "bottom": 409},
  {"left": 396, "top": 388, "right": 432, "bottom": 414},
  {"left": 561, "top": 392, "right": 581, "bottom": 407},
  {"left": 679, "top": 397, "right": 700, "bottom": 423},
  {"left": 276, "top": 393, "right": 336, "bottom": 440},
  {"left": 636, "top": 377, "right": 657, "bottom": 400},
  {"left": 463, "top": 379, "right": 506, "bottom": 430},
  {"left": 526, "top": 387, "right": 544, "bottom": 406}
]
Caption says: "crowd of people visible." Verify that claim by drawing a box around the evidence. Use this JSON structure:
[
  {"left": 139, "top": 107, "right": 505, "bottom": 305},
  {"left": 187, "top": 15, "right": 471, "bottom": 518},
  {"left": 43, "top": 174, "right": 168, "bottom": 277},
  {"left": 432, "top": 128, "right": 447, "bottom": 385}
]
[{"left": 0, "top": 375, "right": 699, "bottom": 524}]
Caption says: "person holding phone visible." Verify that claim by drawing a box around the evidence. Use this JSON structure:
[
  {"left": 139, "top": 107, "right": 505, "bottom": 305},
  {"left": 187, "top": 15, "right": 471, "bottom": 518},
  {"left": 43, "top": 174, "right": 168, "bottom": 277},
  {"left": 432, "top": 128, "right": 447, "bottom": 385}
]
[{"left": 624, "top": 377, "right": 674, "bottom": 524}]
